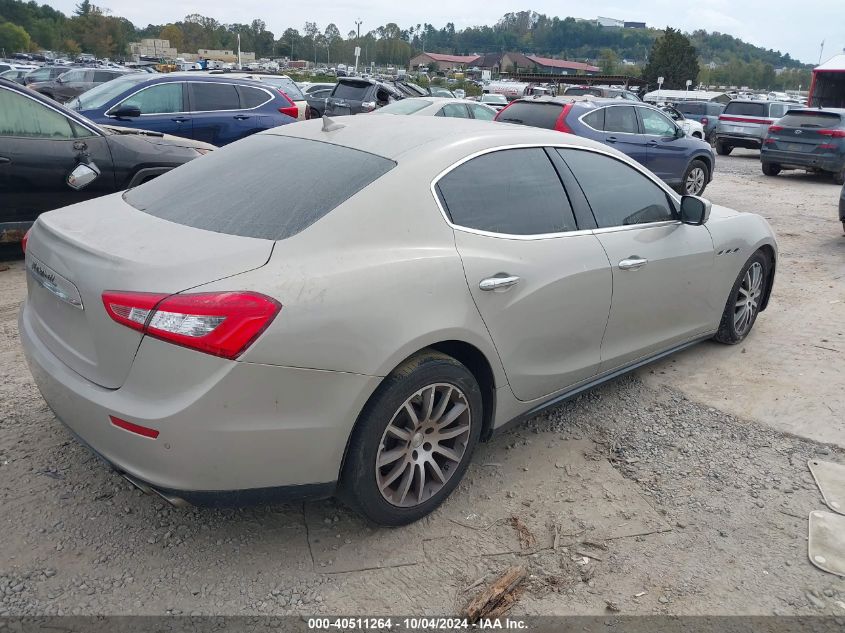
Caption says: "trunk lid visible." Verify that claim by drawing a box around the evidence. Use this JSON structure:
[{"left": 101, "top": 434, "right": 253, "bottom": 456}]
[{"left": 24, "top": 193, "right": 273, "bottom": 388}]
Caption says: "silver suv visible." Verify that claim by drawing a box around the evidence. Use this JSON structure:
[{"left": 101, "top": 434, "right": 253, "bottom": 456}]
[{"left": 714, "top": 100, "right": 793, "bottom": 155}]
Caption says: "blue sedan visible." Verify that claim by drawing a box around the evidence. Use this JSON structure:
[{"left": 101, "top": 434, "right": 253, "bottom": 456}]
[
  {"left": 496, "top": 97, "right": 715, "bottom": 196},
  {"left": 67, "top": 74, "right": 297, "bottom": 146}
]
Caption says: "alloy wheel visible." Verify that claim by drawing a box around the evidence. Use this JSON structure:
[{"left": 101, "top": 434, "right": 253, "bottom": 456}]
[
  {"left": 375, "top": 383, "right": 471, "bottom": 508},
  {"left": 685, "top": 167, "right": 706, "bottom": 195},
  {"left": 734, "top": 262, "right": 763, "bottom": 335}
]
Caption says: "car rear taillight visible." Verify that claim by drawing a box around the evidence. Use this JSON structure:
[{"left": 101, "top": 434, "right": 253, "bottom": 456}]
[
  {"left": 763, "top": 138, "right": 776, "bottom": 145},
  {"left": 555, "top": 103, "right": 575, "bottom": 134},
  {"left": 818, "top": 129, "right": 845, "bottom": 138},
  {"left": 102, "top": 290, "right": 281, "bottom": 360},
  {"left": 768, "top": 125, "right": 783, "bottom": 133},
  {"left": 277, "top": 90, "right": 298, "bottom": 119},
  {"left": 819, "top": 143, "right": 837, "bottom": 150},
  {"left": 110, "top": 416, "right": 159, "bottom": 439},
  {"left": 21, "top": 228, "right": 30, "bottom": 254}
]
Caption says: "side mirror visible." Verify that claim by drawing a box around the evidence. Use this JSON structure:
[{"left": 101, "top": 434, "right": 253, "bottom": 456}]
[
  {"left": 67, "top": 162, "right": 100, "bottom": 190},
  {"left": 680, "top": 195, "right": 711, "bottom": 225},
  {"left": 675, "top": 125, "right": 686, "bottom": 139},
  {"left": 110, "top": 105, "right": 141, "bottom": 119}
]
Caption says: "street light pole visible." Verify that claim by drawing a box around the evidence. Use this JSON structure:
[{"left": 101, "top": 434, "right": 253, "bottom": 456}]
[{"left": 354, "top": 19, "right": 362, "bottom": 73}]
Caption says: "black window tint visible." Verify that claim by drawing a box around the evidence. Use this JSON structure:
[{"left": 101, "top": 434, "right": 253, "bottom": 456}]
[
  {"left": 123, "top": 135, "right": 395, "bottom": 240},
  {"left": 332, "top": 81, "right": 370, "bottom": 100},
  {"left": 723, "top": 102, "right": 766, "bottom": 117},
  {"left": 437, "top": 148, "right": 577, "bottom": 235},
  {"left": 559, "top": 148, "right": 674, "bottom": 227},
  {"left": 239, "top": 86, "right": 270, "bottom": 108},
  {"left": 582, "top": 108, "right": 605, "bottom": 130},
  {"left": 496, "top": 102, "right": 562, "bottom": 129},
  {"left": 603, "top": 106, "right": 639, "bottom": 133},
  {"left": 190, "top": 82, "right": 240, "bottom": 111},
  {"left": 778, "top": 111, "right": 842, "bottom": 128}
]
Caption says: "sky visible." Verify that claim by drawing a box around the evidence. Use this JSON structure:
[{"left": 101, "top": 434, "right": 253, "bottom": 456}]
[{"left": 47, "top": 0, "right": 845, "bottom": 64}]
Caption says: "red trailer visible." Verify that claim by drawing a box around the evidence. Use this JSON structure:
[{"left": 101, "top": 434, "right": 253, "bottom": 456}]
[{"left": 809, "top": 54, "right": 845, "bottom": 108}]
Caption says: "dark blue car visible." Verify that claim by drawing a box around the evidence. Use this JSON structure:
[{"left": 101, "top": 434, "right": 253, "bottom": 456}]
[
  {"left": 66, "top": 74, "right": 297, "bottom": 145},
  {"left": 496, "top": 97, "right": 715, "bottom": 196}
]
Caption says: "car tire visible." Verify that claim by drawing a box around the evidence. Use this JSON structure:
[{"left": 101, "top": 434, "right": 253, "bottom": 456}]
[
  {"left": 713, "top": 250, "right": 770, "bottom": 345},
  {"left": 762, "top": 162, "right": 781, "bottom": 176},
  {"left": 716, "top": 141, "right": 733, "bottom": 156},
  {"left": 339, "top": 350, "right": 483, "bottom": 526},
  {"left": 834, "top": 167, "right": 845, "bottom": 186},
  {"left": 682, "top": 159, "right": 709, "bottom": 196},
  {"left": 693, "top": 132, "right": 703, "bottom": 139}
]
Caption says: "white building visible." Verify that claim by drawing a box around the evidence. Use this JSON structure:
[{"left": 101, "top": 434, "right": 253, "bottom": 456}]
[{"left": 596, "top": 16, "right": 624, "bottom": 28}]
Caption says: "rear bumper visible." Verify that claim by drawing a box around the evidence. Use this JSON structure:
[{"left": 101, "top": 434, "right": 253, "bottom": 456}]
[
  {"left": 19, "top": 299, "right": 381, "bottom": 500},
  {"left": 760, "top": 149, "right": 845, "bottom": 173},
  {"left": 715, "top": 132, "right": 763, "bottom": 149}
]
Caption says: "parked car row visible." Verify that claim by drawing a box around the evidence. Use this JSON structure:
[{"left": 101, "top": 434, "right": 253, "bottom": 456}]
[{"left": 0, "top": 78, "right": 213, "bottom": 244}]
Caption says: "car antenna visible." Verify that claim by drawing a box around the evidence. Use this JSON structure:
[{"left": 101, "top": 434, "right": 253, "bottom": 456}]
[{"left": 322, "top": 116, "right": 346, "bottom": 132}]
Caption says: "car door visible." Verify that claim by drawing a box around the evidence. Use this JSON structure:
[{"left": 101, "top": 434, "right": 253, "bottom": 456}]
[
  {"left": 57, "top": 69, "right": 93, "bottom": 102},
  {"left": 436, "top": 147, "right": 612, "bottom": 402},
  {"left": 638, "top": 106, "right": 688, "bottom": 182},
  {"left": 0, "top": 87, "right": 114, "bottom": 227},
  {"left": 109, "top": 81, "right": 191, "bottom": 137},
  {"left": 598, "top": 105, "right": 649, "bottom": 165},
  {"left": 188, "top": 81, "right": 246, "bottom": 145},
  {"left": 558, "top": 148, "right": 715, "bottom": 372}
]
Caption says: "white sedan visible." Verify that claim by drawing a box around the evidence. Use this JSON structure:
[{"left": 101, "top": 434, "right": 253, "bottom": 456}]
[{"left": 375, "top": 97, "right": 498, "bottom": 120}]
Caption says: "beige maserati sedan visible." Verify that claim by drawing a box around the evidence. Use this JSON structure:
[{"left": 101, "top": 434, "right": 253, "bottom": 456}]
[{"left": 19, "top": 116, "right": 777, "bottom": 525}]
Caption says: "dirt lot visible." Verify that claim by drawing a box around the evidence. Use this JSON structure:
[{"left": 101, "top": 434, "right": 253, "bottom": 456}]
[{"left": 1, "top": 150, "right": 844, "bottom": 617}]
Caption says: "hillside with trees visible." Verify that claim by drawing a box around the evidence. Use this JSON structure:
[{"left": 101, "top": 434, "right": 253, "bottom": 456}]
[{"left": 0, "top": 2, "right": 812, "bottom": 89}]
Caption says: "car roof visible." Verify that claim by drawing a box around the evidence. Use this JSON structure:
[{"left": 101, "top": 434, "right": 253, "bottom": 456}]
[
  {"left": 728, "top": 99, "right": 793, "bottom": 105},
  {"left": 783, "top": 107, "right": 845, "bottom": 115},
  {"left": 264, "top": 111, "right": 614, "bottom": 161}
]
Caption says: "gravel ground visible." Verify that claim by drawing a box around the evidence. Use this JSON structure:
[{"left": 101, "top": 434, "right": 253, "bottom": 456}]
[{"left": 1, "top": 150, "right": 844, "bottom": 617}]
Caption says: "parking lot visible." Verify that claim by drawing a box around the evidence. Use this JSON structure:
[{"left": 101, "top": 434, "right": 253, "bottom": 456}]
[{"left": 0, "top": 148, "right": 843, "bottom": 617}]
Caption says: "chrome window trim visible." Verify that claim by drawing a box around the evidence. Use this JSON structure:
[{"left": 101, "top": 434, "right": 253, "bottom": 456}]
[
  {"left": 106, "top": 80, "right": 274, "bottom": 117},
  {"left": 429, "top": 142, "right": 682, "bottom": 241},
  {"left": 0, "top": 85, "right": 102, "bottom": 138}
]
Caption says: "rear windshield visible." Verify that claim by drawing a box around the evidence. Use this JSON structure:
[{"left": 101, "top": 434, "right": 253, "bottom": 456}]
[
  {"left": 724, "top": 101, "right": 766, "bottom": 117},
  {"left": 261, "top": 76, "right": 305, "bottom": 101},
  {"left": 124, "top": 135, "right": 395, "bottom": 240},
  {"left": 677, "top": 102, "right": 705, "bottom": 115},
  {"left": 564, "top": 87, "right": 600, "bottom": 97},
  {"left": 332, "top": 81, "right": 370, "bottom": 100},
  {"left": 497, "top": 101, "right": 563, "bottom": 129},
  {"left": 778, "top": 111, "right": 842, "bottom": 128}
]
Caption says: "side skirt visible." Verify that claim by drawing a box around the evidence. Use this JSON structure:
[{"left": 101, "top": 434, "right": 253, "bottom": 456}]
[{"left": 491, "top": 333, "right": 715, "bottom": 438}]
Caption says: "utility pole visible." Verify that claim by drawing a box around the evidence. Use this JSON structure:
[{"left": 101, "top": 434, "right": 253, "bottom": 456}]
[
  {"left": 354, "top": 19, "right": 362, "bottom": 73},
  {"left": 819, "top": 40, "right": 825, "bottom": 65}
]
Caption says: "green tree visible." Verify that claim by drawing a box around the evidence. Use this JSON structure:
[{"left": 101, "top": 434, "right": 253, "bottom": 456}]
[
  {"left": 74, "top": 0, "right": 91, "bottom": 16},
  {"left": 598, "top": 48, "right": 619, "bottom": 74},
  {"left": 642, "top": 27, "right": 700, "bottom": 89},
  {"left": 0, "top": 21, "right": 31, "bottom": 52},
  {"left": 159, "top": 24, "right": 184, "bottom": 51}
]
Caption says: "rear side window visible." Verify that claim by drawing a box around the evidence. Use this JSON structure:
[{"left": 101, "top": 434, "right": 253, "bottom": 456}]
[
  {"left": 190, "top": 82, "right": 240, "bottom": 111},
  {"left": 437, "top": 148, "right": 577, "bottom": 235},
  {"left": 332, "top": 81, "right": 370, "bottom": 100},
  {"left": 724, "top": 102, "right": 766, "bottom": 117},
  {"left": 438, "top": 103, "right": 469, "bottom": 118},
  {"left": 559, "top": 148, "right": 674, "bottom": 228},
  {"left": 124, "top": 135, "right": 395, "bottom": 240},
  {"left": 238, "top": 86, "right": 271, "bottom": 108},
  {"left": 603, "top": 106, "right": 639, "bottom": 134},
  {"left": 582, "top": 108, "right": 605, "bottom": 130},
  {"left": 378, "top": 99, "right": 432, "bottom": 115},
  {"left": 496, "top": 102, "right": 562, "bottom": 129},
  {"left": 778, "top": 111, "right": 842, "bottom": 128},
  {"left": 769, "top": 103, "right": 789, "bottom": 118},
  {"left": 274, "top": 77, "right": 304, "bottom": 101},
  {"left": 93, "top": 71, "right": 118, "bottom": 82}
]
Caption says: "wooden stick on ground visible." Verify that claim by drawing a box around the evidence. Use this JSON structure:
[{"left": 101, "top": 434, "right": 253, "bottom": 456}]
[{"left": 461, "top": 566, "right": 527, "bottom": 623}]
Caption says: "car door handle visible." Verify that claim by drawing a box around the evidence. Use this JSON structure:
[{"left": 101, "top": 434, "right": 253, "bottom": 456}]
[
  {"left": 234, "top": 114, "right": 251, "bottom": 120},
  {"left": 479, "top": 275, "right": 521, "bottom": 291},
  {"left": 647, "top": 139, "right": 659, "bottom": 146},
  {"left": 171, "top": 117, "right": 190, "bottom": 123},
  {"left": 606, "top": 136, "right": 618, "bottom": 143},
  {"left": 618, "top": 257, "right": 648, "bottom": 270}
]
